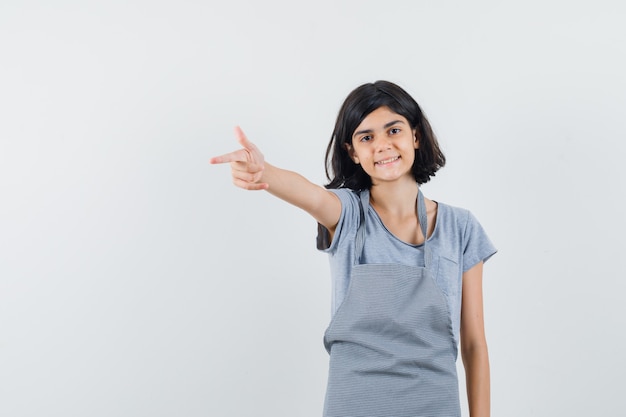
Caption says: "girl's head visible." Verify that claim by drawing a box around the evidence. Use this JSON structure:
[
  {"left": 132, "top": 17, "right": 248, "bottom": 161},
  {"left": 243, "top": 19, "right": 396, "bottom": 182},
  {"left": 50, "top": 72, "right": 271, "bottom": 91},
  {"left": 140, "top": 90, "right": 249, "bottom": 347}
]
[{"left": 324, "top": 80, "right": 445, "bottom": 189}]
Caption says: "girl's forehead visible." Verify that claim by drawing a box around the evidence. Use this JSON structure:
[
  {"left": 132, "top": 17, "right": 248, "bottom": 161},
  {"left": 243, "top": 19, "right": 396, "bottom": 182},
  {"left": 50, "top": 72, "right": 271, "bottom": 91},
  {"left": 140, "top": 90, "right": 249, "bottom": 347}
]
[{"left": 355, "top": 107, "right": 408, "bottom": 130}]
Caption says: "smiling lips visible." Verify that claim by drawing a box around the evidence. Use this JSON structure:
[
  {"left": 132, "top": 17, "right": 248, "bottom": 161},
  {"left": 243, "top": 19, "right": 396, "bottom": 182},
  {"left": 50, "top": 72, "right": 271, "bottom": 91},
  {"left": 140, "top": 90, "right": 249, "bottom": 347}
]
[{"left": 375, "top": 156, "right": 400, "bottom": 165}]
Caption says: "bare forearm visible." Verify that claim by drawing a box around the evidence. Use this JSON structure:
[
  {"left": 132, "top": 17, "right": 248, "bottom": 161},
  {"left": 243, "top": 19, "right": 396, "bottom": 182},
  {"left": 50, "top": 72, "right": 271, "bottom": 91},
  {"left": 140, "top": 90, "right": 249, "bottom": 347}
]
[
  {"left": 262, "top": 162, "right": 319, "bottom": 206},
  {"left": 462, "top": 344, "right": 490, "bottom": 417},
  {"left": 261, "top": 162, "right": 339, "bottom": 229}
]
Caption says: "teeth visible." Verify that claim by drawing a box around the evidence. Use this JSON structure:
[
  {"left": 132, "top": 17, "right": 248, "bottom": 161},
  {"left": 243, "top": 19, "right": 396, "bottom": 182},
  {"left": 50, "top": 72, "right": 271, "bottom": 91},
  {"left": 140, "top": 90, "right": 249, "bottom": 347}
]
[{"left": 376, "top": 156, "right": 399, "bottom": 164}]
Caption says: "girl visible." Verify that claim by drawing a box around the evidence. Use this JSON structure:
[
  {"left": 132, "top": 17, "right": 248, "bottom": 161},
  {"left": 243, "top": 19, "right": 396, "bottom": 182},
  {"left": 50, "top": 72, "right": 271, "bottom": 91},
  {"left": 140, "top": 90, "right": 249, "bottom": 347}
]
[{"left": 210, "top": 80, "right": 496, "bottom": 417}]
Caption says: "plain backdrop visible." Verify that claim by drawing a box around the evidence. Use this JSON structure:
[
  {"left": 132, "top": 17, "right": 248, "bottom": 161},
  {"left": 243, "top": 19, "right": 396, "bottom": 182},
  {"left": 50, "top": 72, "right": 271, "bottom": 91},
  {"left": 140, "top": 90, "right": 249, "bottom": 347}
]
[{"left": 1, "top": 1, "right": 625, "bottom": 416}]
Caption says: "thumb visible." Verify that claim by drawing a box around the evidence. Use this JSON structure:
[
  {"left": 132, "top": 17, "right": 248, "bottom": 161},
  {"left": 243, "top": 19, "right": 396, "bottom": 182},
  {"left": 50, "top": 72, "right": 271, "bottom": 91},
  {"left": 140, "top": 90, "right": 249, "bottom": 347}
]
[{"left": 234, "top": 126, "right": 257, "bottom": 152}]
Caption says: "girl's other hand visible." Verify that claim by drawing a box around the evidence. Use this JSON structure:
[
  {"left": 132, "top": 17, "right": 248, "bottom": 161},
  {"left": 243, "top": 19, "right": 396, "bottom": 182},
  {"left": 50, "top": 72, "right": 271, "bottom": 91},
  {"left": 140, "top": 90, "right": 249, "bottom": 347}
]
[{"left": 209, "top": 126, "right": 269, "bottom": 190}]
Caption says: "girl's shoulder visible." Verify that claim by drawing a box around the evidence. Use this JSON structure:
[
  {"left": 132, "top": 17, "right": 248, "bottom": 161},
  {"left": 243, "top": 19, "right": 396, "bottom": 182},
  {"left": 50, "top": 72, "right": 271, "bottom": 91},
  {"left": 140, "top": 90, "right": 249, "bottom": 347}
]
[
  {"left": 435, "top": 200, "right": 472, "bottom": 223},
  {"left": 327, "top": 187, "right": 362, "bottom": 213},
  {"left": 434, "top": 200, "right": 488, "bottom": 240},
  {"left": 433, "top": 200, "right": 497, "bottom": 267},
  {"left": 317, "top": 188, "right": 360, "bottom": 251}
]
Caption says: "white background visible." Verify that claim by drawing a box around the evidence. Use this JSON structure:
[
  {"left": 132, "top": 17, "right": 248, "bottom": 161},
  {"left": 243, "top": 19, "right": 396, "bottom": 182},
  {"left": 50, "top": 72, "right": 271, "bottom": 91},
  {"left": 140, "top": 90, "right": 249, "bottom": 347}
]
[{"left": 1, "top": 1, "right": 625, "bottom": 416}]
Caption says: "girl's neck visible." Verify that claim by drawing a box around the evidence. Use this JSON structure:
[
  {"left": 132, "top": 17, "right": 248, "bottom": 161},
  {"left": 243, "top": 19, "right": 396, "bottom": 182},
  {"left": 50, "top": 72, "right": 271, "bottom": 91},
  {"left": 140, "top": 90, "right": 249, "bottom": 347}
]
[{"left": 369, "top": 177, "right": 419, "bottom": 216}]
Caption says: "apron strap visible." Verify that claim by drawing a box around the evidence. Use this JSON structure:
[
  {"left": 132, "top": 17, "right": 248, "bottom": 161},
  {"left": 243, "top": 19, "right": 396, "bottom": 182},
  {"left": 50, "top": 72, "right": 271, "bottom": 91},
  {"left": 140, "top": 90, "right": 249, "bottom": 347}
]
[
  {"left": 356, "top": 186, "right": 429, "bottom": 267},
  {"left": 355, "top": 189, "right": 368, "bottom": 264},
  {"left": 417, "top": 188, "right": 430, "bottom": 268}
]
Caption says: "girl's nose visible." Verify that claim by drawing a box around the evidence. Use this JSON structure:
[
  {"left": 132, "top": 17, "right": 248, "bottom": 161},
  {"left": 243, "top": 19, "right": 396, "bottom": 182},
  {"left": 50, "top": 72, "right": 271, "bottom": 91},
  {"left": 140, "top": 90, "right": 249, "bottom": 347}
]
[{"left": 376, "top": 137, "right": 392, "bottom": 151}]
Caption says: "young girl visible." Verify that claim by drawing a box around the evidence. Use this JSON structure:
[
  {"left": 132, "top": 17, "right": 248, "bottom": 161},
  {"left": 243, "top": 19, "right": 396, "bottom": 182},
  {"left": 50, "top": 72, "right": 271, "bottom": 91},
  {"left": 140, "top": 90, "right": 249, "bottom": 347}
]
[{"left": 210, "top": 80, "right": 496, "bottom": 417}]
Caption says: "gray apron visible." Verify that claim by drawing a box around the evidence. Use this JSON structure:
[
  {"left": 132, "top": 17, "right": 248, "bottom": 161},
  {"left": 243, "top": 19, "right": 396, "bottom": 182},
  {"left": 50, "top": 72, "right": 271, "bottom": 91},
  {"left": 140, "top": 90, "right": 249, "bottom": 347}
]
[{"left": 323, "top": 189, "right": 460, "bottom": 417}]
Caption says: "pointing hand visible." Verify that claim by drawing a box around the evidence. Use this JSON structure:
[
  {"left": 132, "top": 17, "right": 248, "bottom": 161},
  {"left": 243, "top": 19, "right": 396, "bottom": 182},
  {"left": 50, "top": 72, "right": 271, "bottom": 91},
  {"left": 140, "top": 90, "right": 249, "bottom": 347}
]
[{"left": 209, "top": 126, "right": 268, "bottom": 190}]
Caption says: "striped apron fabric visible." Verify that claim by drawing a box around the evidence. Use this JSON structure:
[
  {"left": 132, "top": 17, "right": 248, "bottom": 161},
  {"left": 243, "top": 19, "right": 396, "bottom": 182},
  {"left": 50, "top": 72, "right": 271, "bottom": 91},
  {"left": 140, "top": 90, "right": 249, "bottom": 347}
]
[{"left": 322, "top": 189, "right": 460, "bottom": 416}]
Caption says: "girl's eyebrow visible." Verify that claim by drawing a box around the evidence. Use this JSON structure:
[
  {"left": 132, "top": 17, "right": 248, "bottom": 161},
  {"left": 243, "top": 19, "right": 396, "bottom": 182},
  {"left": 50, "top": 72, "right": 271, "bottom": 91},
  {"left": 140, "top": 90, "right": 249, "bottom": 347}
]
[{"left": 353, "top": 120, "right": 406, "bottom": 137}]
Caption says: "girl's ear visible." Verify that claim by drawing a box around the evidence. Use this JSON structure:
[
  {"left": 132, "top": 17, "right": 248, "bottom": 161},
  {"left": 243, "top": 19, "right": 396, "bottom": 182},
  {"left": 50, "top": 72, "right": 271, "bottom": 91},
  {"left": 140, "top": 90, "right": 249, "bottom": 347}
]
[
  {"left": 413, "top": 130, "right": 419, "bottom": 150},
  {"left": 345, "top": 143, "right": 359, "bottom": 164}
]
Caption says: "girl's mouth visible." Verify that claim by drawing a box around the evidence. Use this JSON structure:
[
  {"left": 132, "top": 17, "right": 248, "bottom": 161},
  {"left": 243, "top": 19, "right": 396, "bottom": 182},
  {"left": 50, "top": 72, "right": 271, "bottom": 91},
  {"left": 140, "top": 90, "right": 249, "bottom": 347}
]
[{"left": 375, "top": 156, "right": 400, "bottom": 165}]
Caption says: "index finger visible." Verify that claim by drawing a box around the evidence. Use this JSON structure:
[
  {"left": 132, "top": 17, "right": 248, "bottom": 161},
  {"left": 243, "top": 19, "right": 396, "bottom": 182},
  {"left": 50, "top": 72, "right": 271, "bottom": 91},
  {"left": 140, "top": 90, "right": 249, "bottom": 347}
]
[{"left": 209, "top": 148, "right": 249, "bottom": 164}]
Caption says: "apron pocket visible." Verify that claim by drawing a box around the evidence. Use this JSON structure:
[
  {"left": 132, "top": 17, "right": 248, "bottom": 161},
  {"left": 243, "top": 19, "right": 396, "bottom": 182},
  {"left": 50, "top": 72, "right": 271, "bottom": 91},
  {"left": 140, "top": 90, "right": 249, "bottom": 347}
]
[{"left": 435, "top": 256, "right": 460, "bottom": 297}]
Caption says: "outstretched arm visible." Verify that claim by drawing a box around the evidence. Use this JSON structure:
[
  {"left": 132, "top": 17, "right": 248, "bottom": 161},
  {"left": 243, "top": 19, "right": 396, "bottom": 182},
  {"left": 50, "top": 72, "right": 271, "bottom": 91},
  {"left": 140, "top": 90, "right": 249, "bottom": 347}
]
[
  {"left": 210, "top": 126, "right": 342, "bottom": 233},
  {"left": 460, "top": 261, "right": 491, "bottom": 417}
]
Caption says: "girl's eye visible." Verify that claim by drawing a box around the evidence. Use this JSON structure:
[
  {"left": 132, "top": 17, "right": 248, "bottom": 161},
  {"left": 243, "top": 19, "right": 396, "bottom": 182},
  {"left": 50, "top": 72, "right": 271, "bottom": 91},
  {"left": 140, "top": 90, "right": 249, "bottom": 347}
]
[
  {"left": 390, "top": 128, "right": 401, "bottom": 135},
  {"left": 360, "top": 135, "right": 372, "bottom": 142}
]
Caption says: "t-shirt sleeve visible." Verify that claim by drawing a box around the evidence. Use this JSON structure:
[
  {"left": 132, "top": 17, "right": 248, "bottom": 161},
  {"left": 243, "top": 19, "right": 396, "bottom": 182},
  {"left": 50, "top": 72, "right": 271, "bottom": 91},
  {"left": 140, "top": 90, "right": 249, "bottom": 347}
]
[
  {"left": 316, "top": 189, "right": 359, "bottom": 253},
  {"left": 462, "top": 211, "right": 497, "bottom": 272}
]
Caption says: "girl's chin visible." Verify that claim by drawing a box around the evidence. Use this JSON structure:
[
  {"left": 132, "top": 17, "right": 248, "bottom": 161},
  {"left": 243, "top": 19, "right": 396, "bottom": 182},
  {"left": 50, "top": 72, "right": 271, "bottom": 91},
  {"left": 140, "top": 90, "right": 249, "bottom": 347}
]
[{"left": 369, "top": 172, "right": 415, "bottom": 185}]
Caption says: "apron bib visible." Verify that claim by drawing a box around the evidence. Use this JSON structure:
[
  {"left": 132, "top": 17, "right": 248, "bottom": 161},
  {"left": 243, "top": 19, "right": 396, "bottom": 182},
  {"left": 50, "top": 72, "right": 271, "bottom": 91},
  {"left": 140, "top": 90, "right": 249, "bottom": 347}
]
[{"left": 323, "top": 189, "right": 460, "bottom": 417}]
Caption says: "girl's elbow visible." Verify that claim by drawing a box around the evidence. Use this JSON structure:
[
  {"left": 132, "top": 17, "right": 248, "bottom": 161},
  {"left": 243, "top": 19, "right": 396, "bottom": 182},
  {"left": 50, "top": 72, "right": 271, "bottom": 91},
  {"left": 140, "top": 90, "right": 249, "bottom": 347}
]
[{"left": 460, "top": 330, "right": 488, "bottom": 352}]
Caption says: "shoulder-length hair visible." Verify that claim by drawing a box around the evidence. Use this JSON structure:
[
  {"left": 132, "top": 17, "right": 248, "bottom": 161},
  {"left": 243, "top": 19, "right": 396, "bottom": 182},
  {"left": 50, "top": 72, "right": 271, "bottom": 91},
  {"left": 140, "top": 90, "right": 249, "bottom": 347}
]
[{"left": 324, "top": 80, "right": 445, "bottom": 190}]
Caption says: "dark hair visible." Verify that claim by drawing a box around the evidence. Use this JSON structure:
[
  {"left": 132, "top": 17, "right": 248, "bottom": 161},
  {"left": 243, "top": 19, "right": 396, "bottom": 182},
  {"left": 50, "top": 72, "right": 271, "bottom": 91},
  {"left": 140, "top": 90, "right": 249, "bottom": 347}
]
[{"left": 324, "top": 80, "right": 445, "bottom": 190}]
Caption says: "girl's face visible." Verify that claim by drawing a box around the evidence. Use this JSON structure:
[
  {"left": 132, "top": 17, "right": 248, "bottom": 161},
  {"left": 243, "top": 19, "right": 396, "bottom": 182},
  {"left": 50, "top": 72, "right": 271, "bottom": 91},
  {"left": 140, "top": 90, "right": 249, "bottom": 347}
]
[{"left": 346, "top": 106, "right": 418, "bottom": 186}]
